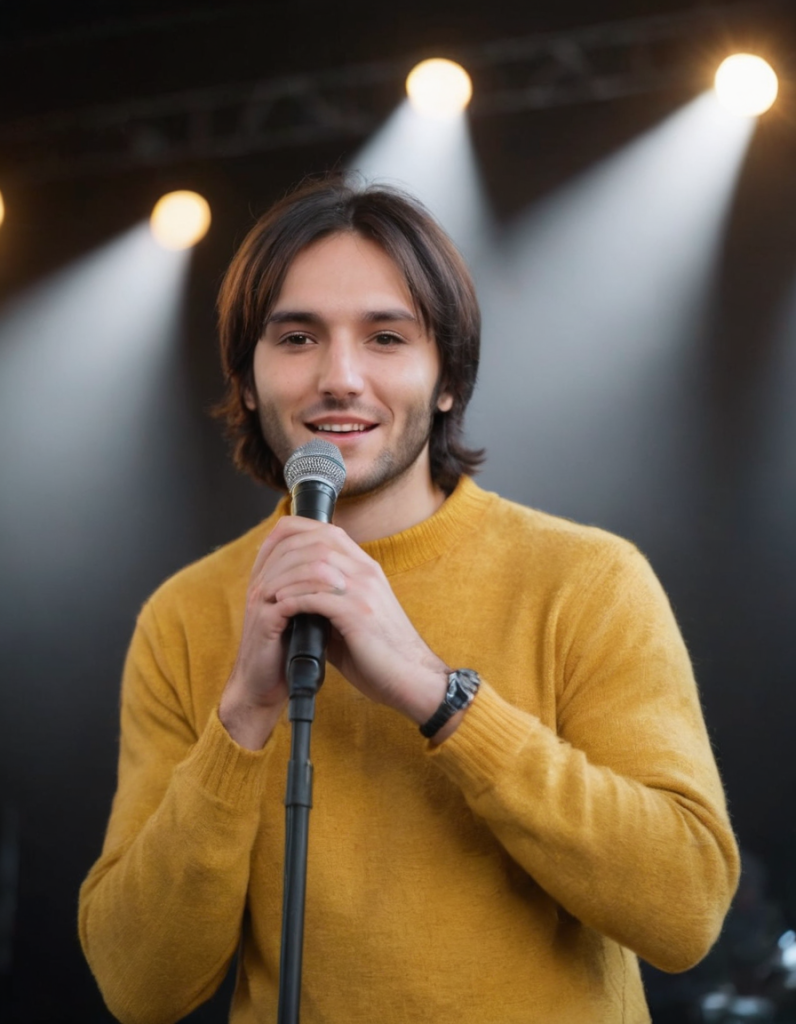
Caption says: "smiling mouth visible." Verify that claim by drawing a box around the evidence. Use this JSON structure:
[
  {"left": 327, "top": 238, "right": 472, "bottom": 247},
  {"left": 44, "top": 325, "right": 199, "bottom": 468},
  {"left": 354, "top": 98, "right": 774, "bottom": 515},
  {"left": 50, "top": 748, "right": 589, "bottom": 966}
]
[{"left": 307, "top": 423, "right": 378, "bottom": 435}]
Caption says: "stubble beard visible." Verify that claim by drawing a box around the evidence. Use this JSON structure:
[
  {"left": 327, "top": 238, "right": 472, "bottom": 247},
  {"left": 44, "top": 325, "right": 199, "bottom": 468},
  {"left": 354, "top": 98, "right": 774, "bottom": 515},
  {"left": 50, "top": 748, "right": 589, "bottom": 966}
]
[{"left": 254, "top": 395, "right": 438, "bottom": 499}]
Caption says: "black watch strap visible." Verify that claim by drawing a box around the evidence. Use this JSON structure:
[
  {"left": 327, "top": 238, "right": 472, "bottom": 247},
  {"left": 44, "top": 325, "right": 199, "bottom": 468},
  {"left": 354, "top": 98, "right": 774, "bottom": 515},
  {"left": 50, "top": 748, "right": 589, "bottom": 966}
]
[{"left": 419, "top": 669, "right": 481, "bottom": 739}]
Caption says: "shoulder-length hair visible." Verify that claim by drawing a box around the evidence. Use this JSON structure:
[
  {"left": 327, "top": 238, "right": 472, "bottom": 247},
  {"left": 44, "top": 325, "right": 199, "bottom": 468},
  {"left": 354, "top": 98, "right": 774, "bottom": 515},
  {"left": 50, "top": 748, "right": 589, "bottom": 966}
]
[{"left": 214, "top": 174, "right": 484, "bottom": 493}]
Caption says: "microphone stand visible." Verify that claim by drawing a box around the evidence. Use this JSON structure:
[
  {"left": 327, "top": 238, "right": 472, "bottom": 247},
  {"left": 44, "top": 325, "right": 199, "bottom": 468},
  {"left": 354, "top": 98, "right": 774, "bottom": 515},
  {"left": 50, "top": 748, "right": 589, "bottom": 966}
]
[{"left": 277, "top": 479, "right": 337, "bottom": 1024}]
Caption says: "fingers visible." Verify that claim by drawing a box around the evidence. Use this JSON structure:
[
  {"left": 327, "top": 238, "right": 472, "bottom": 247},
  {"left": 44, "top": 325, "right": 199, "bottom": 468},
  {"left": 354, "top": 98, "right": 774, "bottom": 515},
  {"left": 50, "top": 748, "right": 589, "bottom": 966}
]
[
  {"left": 275, "top": 590, "right": 351, "bottom": 623},
  {"left": 251, "top": 517, "right": 356, "bottom": 580},
  {"left": 250, "top": 515, "right": 320, "bottom": 578},
  {"left": 270, "top": 560, "right": 349, "bottom": 602},
  {"left": 252, "top": 518, "right": 367, "bottom": 603}
]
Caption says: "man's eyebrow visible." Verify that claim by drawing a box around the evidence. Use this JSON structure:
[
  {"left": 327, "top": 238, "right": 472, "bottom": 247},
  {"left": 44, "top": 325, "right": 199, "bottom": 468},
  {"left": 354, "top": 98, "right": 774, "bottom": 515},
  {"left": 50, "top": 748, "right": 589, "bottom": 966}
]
[
  {"left": 263, "top": 308, "right": 419, "bottom": 328},
  {"left": 361, "top": 309, "right": 418, "bottom": 324},
  {"left": 264, "top": 310, "right": 323, "bottom": 327}
]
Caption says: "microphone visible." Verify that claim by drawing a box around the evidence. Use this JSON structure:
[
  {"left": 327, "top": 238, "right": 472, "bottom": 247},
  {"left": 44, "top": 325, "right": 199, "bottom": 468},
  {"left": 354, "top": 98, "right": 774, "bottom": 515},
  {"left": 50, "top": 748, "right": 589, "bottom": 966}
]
[{"left": 282, "top": 439, "right": 347, "bottom": 692}]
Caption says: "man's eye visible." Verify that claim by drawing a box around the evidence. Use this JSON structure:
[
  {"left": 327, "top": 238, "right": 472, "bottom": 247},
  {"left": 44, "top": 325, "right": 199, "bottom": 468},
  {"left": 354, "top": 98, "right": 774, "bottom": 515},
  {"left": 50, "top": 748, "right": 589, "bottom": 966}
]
[
  {"left": 373, "top": 333, "right": 403, "bottom": 346},
  {"left": 282, "top": 333, "right": 313, "bottom": 346}
]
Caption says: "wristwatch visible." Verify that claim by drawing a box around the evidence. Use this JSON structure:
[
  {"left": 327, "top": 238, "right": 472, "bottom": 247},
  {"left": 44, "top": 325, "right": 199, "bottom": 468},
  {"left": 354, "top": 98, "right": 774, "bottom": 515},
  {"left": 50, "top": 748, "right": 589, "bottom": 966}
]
[{"left": 419, "top": 669, "right": 482, "bottom": 739}]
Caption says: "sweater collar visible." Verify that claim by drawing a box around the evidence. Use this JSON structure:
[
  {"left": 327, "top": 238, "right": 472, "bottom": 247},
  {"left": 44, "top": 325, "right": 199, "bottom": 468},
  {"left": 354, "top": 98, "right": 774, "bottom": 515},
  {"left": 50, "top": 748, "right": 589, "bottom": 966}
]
[{"left": 268, "top": 475, "right": 494, "bottom": 576}]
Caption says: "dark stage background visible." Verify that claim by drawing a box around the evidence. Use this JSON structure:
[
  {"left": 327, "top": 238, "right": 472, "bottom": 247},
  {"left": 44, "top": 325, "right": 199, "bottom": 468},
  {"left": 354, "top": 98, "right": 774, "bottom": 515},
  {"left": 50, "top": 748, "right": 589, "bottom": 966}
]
[{"left": 0, "top": 2, "right": 795, "bottom": 1022}]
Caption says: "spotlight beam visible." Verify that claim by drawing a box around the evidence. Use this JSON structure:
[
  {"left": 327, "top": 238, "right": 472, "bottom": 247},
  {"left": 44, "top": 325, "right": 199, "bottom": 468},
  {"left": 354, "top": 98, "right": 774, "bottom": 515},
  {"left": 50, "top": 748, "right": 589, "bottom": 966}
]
[
  {"left": 0, "top": 225, "right": 196, "bottom": 597},
  {"left": 470, "top": 92, "right": 756, "bottom": 532},
  {"left": 347, "top": 101, "right": 492, "bottom": 266}
]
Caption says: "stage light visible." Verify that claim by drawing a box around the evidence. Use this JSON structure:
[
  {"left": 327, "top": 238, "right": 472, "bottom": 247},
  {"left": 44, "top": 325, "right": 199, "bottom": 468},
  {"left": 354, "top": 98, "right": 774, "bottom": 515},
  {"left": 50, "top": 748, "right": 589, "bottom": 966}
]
[
  {"left": 406, "top": 59, "right": 472, "bottom": 118},
  {"left": 714, "top": 54, "right": 778, "bottom": 117},
  {"left": 150, "top": 190, "right": 211, "bottom": 250},
  {"left": 0, "top": 190, "right": 5, "bottom": 229}
]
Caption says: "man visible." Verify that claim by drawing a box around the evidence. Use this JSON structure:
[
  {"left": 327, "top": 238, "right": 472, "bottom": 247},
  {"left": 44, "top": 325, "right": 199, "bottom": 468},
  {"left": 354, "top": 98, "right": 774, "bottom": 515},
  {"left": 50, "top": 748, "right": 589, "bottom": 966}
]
[{"left": 79, "top": 177, "right": 739, "bottom": 1024}]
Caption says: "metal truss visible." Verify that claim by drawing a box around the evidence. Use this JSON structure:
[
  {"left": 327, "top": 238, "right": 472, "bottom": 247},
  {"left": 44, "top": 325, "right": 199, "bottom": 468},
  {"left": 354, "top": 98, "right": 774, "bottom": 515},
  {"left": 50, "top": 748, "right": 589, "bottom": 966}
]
[{"left": 0, "top": 2, "right": 789, "bottom": 183}]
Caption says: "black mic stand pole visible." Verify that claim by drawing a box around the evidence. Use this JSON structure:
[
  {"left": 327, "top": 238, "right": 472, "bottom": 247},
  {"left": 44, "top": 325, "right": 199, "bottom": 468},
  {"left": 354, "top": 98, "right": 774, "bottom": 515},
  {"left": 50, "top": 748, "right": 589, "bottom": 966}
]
[{"left": 277, "top": 479, "right": 337, "bottom": 1024}]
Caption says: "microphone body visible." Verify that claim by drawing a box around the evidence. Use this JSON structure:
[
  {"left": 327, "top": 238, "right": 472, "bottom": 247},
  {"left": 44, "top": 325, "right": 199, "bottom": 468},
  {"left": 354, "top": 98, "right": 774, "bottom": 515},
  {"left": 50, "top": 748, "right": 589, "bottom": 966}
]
[{"left": 282, "top": 440, "right": 347, "bottom": 692}]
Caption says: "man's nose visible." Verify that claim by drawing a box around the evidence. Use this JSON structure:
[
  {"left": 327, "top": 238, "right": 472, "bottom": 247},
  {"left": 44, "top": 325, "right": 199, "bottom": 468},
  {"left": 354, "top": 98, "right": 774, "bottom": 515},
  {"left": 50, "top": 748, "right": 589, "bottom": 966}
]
[{"left": 317, "top": 339, "right": 365, "bottom": 398}]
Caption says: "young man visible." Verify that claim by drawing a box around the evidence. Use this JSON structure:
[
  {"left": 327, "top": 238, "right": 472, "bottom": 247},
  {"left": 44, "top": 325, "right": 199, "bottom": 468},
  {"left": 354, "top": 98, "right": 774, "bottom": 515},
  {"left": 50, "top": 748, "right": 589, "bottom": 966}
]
[{"left": 79, "top": 178, "right": 739, "bottom": 1024}]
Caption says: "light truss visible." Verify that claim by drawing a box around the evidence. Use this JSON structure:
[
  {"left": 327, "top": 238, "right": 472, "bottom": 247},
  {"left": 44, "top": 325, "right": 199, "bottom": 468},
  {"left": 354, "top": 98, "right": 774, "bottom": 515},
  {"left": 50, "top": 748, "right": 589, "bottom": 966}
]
[{"left": 0, "top": 2, "right": 789, "bottom": 183}]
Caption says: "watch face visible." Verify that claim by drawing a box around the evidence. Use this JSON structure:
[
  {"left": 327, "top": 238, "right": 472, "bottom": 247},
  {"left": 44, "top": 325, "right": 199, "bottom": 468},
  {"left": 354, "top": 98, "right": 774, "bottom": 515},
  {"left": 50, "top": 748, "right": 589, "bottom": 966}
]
[
  {"left": 449, "top": 669, "right": 480, "bottom": 710},
  {"left": 419, "top": 669, "right": 481, "bottom": 738}
]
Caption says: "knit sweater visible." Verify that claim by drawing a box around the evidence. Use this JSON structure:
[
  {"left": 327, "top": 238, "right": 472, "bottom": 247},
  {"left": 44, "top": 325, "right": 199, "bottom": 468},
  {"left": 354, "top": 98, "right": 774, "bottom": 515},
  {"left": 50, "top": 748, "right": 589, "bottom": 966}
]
[{"left": 79, "top": 476, "right": 739, "bottom": 1024}]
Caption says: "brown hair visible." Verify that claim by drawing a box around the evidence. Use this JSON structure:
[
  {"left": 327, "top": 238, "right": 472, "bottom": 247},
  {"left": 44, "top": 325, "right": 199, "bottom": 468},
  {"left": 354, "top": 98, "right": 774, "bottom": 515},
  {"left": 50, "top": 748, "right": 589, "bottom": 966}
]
[{"left": 215, "top": 174, "right": 484, "bottom": 493}]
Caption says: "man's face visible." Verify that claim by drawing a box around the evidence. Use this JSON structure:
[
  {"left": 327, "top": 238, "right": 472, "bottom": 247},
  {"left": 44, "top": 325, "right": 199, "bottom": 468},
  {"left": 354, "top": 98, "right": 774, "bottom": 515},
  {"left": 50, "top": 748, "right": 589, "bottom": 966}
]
[{"left": 245, "top": 231, "right": 452, "bottom": 499}]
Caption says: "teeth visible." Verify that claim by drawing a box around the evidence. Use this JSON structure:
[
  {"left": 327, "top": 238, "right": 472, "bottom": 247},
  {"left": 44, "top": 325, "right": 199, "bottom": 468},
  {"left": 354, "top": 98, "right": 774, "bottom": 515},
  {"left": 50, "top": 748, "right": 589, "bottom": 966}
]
[{"left": 314, "top": 424, "right": 369, "bottom": 432}]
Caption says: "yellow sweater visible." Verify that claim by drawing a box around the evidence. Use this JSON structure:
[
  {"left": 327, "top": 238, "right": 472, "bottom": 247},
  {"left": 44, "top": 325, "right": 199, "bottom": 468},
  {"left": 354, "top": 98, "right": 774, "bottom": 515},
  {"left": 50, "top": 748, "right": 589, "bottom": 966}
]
[{"left": 79, "top": 477, "right": 739, "bottom": 1024}]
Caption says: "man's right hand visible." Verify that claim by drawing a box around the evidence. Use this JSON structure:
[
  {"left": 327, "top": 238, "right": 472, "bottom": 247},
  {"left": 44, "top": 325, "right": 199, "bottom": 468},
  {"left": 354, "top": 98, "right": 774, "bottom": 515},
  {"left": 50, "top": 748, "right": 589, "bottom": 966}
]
[{"left": 218, "top": 527, "right": 295, "bottom": 750}]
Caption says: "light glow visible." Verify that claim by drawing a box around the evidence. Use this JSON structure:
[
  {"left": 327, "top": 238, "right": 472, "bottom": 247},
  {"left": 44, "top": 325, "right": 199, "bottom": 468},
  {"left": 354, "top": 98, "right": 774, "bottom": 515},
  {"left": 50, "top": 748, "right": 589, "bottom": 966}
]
[
  {"left": 714, "top": 54, "right": 778, "bottom": 117},
  {"left": 150, "top": 190, "right": 211, "bottom": 250},
  {"left": 0, "top": 190, "right": 4, "bottom": 229},
  {"left": 406, "top": 59, "right": 472, "bottom": 118}
]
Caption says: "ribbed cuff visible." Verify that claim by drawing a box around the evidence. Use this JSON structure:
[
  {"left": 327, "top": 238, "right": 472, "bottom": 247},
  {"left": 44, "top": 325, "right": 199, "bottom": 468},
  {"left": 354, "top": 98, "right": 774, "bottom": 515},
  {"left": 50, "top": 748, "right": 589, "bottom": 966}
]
[
  {"left": 176, "top": 707, "right": 274, "bottom": 809},
  {"left": 426, "top": 681, "right": 539, "bottom": 793}
]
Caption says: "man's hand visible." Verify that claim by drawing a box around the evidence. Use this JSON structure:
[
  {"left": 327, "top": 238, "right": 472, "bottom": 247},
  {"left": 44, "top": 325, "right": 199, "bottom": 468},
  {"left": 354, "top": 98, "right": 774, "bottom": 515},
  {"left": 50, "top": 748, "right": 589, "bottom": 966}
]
[{"left": 220, "top": 516, "right": 452, "bottom": 748}]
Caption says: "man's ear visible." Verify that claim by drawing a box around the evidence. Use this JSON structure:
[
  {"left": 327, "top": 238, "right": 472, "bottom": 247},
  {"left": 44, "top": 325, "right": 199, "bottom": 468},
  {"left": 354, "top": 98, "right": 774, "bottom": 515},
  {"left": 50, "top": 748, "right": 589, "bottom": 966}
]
[
  {"left": 437, "top": 390, "right": 454, "bottom": 413},
  {"left": 243, "top": 386, "right": 256, "bottom": 412}
]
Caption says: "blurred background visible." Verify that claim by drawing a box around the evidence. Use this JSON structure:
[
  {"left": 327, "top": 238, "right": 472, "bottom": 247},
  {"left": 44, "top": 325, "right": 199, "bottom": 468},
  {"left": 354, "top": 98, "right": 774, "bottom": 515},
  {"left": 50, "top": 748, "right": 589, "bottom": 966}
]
[{"left": 0, "top": 1, "right": 795, "bottom": 1021}]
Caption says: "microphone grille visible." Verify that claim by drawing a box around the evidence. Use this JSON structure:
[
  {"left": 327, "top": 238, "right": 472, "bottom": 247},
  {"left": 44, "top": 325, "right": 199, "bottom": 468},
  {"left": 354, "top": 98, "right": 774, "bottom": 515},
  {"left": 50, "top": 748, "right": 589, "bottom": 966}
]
[{"left": 283, "top": 439, "right": 347, "bottom": 497}]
